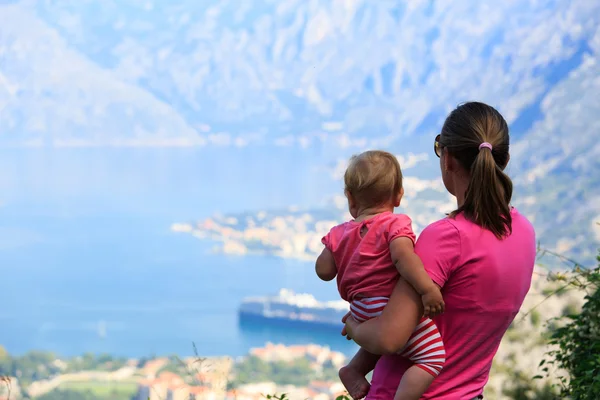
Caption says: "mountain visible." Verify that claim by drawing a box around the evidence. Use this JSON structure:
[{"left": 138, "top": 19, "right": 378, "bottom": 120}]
[
  {"left": 1, "top": 0, "right": 598, "bottom": 144},
  {"left": 510, "top": 47, "right": 600, "bottom": 261},
  {"left": 1, "top": 0, "right": 599, "bottom": 260},
  {"left": 0, "top": 3, "right": 205, "bottom": 147}
]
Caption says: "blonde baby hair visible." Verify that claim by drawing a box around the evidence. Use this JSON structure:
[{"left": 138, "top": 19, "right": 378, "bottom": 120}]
[{"left": 343, "top": 150, "right": 403, "bottom": 208}]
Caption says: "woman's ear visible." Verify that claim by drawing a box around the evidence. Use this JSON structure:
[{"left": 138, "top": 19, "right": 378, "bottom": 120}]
[{"left": 443, "top": 149, "right": 453, "bottom": 172}]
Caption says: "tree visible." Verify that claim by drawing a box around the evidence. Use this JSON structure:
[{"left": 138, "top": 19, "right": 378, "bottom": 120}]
[
  {"left": 503, "top": 370, "right": 559, "bottom": 400},
  {"left": 536, "top": 250, "right": 600, "bottom": 399}
]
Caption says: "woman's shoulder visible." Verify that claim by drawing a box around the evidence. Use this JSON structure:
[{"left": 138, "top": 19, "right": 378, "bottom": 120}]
[
  {"left": 510, "top": 207, "right": 536, "bottom": 231},
  {"left": 451, "top": 207, "right": 535, "bottom": 238},
  {"left": 421, "top": 217, "right": 461, "bottom": 236},
  {"left": 416, "top": 218, "right": 461, "bottom": 250}
]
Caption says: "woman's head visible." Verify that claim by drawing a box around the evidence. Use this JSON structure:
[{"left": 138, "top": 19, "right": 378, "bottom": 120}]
[
  {"left": 344, "top": 150, "right": 403, "bottom": 218},
  {"left": 435, "top": 101, "right": 513, "bottom": 238}
]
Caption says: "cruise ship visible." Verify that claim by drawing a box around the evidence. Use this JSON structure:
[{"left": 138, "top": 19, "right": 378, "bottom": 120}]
[{"left": 239, "top": 289, "right": 350, "bottom": 330}]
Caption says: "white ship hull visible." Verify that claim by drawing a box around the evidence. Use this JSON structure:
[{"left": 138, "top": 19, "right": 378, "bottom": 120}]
[{"left": 239, "top": 289, "right": 349, "bottom": 329}]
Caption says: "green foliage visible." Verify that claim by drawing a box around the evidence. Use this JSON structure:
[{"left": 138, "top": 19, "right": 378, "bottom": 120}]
[
  {"left": 0, "top": 350, "right": 62, "bottom": 387},
  {"left": 59, "top": 381, "right": 138, "bottom": 398},
  {"left": 542, "top": 285, "right": 568, "bottom": 298},
  {"left": 536, "top": 250, "right": 600, "bottom": 399},
  {"left": 0, "top": 349, "right": 129, "bottom": 394},
  {"left": 502, "top": 370, "right": 559, "bottom": 400},
  {"left": 233, "top": 355, "right": 349, "bottom": 400},
  {"left": 232, "top": 356, "right": 322, "bottom": 387},
  {"left": 35, "top": 388, "right": 132, "bottom": 400},
  {"left": 505, "top": 322, "right": 524, "bottom": 342},
  {"left": 264, "top": 393, "right": 351, "bottom": 400},
  {"left": 560, "top": 301, "right": 579, "bottom": 318},
  {"left": 265, "top": 394, "right": 288, "bottom": 400},
  {"left": 530, "top": 309, "right": 542, "bottom": 327},
  {"left": 66, "top": 353, "right": 127, "bottom": 373},
  {"left": 156, "top": 355, "right": 188, "bottom": 376}
]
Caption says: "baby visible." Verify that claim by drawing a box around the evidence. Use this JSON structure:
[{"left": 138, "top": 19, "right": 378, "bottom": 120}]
[{"left": 315, "top": 150, "right": 446, "bottom": 400}]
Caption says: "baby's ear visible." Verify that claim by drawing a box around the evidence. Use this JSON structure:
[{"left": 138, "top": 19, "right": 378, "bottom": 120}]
[
  {"left": 344, "top": 189, "right": 353, "bottom": 201},
  {"left": 395, "top": 187, "right": 404, "bottom": 207},
  {"left": 345, "top": 190, "right": 355, "bottom": 207}
]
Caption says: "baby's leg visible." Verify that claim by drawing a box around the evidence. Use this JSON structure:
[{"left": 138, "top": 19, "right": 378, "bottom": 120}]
[
  {"left": 394, "top": 317, "right": 446, "bottom": 400},
  {"left": 393, "top": 366, "right": 435, "bottom": 400},
  {"left": 339, "top": 347, "right": 379, "bottom": 399}
]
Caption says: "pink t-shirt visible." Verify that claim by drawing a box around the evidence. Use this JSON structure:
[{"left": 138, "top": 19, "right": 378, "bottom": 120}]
[
  {"left": 366, "top": 208, "right": 536, "bottom": 400},
  {"left": 321, "top": 212, "right": 416, "bottom": 302}
]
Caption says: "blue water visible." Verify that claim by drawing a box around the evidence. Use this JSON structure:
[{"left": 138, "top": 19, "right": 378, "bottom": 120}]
[{"left": 0, "top": 147, "right": 359, "bottom": 358}]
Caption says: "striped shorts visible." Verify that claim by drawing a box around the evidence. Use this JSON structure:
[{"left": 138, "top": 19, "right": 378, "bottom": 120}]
[{"left": 351, "top": 296, "right": 446, "bottom": 377}]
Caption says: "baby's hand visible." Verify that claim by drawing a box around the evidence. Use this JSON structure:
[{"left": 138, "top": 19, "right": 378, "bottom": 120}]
[{"left": 422, "top": 286, "right": 445, "bottom": 317}]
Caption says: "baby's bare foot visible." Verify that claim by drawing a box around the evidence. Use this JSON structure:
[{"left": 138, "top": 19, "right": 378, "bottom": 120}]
[{"left": 339, "top": 365, "right": 370, "bottom": 399}]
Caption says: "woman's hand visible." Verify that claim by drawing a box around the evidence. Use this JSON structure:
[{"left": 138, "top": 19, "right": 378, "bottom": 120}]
[{"left": 341, "top": 312, "right": 360, "bottom": 340}]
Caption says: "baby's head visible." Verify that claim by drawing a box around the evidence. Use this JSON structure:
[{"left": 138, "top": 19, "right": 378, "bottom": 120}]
[{"left": 343, "top": 150, "right": 404, "bottom": 218}]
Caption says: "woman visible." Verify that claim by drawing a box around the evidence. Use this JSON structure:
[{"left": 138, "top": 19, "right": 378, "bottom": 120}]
[{"left": 340, "top": 102, "right": 537, "bottom": 399}]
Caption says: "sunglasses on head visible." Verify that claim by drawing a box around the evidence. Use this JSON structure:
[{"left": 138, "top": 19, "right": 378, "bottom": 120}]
[{"left": 434, "top": 134, "right": 443, "bottom": 158}]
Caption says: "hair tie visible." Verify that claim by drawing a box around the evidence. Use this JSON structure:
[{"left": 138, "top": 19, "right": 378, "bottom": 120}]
[{"left": 479, "top": 142, "right": 492, "bottom": 151}]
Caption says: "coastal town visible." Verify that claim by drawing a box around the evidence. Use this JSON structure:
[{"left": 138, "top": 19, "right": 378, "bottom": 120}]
[
  {"left": 170, "top": 173, "right": 455, "bottom": 262},
  {"left": 132, "top": 343, "right": 349, "bottom": 400},
  {"left": 0, "top": 343, "right": 349, "bottom": 400}
]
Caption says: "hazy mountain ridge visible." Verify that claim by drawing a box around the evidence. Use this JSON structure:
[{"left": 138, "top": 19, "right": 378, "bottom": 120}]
[
  {"left": 510, "top": 26, "right": 600, "bottom": 262},
  {"left": 0, "top": 4, "right": 207, "bottom": 147},
  {"left": 1, "top": 0, "right": 598, "bottom": 144}
]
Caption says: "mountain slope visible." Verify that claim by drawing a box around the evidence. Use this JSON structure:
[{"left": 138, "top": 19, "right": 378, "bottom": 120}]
[
  {"left": 510, "top": 25, "right": 600, "bottom": 261},
  {"left": 11, "top": 0, "right": 600, "bottom": 142},
  {"left": 0, "top": 4, "right": 203, "bottom": 147}
]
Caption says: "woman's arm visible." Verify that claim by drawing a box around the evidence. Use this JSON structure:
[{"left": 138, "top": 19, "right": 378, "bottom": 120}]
[
  {"left": 390, "top": 237, "right": 444, "bottom": 316},
  {"left": 343, "top": 220, "right": 459, "bottom": 355},
  {"left": 344, "top": 277, "right": 423, "bottom": 355}
]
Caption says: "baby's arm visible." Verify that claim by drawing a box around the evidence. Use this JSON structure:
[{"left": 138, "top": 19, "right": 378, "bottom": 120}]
[
  {"left": 315, "top": 248, "right": 337, "bottom": 281},
  {"left": 389, "top": 237, "right": 445, "bottom": 316}
]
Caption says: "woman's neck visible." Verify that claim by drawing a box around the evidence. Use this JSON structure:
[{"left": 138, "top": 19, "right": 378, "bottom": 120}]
[
  {"left": 453, "top": 175, "right": 470, "bottom": 209},
  {"left": 456, "top": 191, "right": 466, "bottom": 209}
]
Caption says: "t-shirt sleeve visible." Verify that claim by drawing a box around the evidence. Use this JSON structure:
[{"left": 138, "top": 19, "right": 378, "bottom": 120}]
[
  {"left": 415, "top": 219, "right": 461, "bottom": 288},
  {"left": 386, "top": 214, "right": 417, "bottom": 245},
  {"left": 321, "top": 224, "right": 342, "bottom": 251},
  {"left": 321, "top": 231, "right": 333, "bottom": 250}
]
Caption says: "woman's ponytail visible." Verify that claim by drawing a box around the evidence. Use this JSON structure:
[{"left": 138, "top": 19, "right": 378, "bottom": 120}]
[
  {"left": 461, "top": 146, "right": 513, "bottom": 238},
  {"left": 442, "top": 102, "right": 513, "bottom": 239}
]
